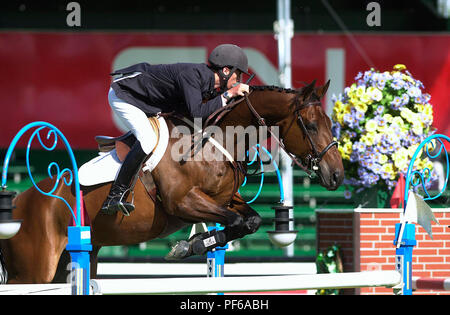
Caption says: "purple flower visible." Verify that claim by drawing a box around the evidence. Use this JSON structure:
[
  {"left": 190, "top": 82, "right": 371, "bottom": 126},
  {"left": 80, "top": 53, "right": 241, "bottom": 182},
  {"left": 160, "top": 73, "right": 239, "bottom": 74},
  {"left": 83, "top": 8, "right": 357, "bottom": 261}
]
[
  {"left": 375, "top": 105, "right": 384, "bottom": 115},
  {"left": 355, "top": 72, "right": 363, "bottom": 80},
  {"left": 353, "top": 141, "right": 366, "bottom": 153},
  {"left": 331, "top": 122, "right": 341, "bottom": 139},
  {"left": 344, "top": 190, "right": 352, "bottom": 199},
  {"left": 401, "top": 94, "right": 410, "bottom": 105},
  {"left": 363, "top": 70, "right": 374, "bottom": 83},
  {"left": 407, "top": 86, "right": 421, "bottom": 98},
  {"left": 391, "top": 96, "right": 402, "bottom": 110},
  {"left": 355, "top": 111, "right": 365, "bottom": 121},
  {"left": 375, "top": 76, "right": 387, "bottom": 90},
  {"left": 391, "top": 79, "right": 405, "bottom": 90}
]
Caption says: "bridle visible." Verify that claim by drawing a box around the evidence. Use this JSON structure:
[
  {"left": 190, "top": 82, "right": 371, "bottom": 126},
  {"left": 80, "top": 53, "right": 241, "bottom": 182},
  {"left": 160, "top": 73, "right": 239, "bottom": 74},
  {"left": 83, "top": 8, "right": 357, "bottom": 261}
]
[
  {"left": 242, "top": 92, "right": 338, "bottom": 178},
  {"left": 200, "top": 88, "right": 338, "bottom": 207}
]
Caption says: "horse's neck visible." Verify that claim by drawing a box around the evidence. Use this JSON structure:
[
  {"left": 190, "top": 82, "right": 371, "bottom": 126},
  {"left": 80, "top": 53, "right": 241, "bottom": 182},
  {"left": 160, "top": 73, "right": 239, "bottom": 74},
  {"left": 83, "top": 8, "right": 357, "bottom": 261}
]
[{"left": 216, "top": 91, "right": 294, "bottom": 161}]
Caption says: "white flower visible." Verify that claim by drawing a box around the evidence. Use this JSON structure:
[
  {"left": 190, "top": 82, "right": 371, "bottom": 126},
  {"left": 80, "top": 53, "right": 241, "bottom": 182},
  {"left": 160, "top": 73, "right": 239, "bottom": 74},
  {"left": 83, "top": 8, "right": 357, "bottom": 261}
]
[
  {"left": 367, "top": 87, "right": 383, "bottom": 101},
  {"left": 407, "top": 86, "right": 421, "bottom": 98}
]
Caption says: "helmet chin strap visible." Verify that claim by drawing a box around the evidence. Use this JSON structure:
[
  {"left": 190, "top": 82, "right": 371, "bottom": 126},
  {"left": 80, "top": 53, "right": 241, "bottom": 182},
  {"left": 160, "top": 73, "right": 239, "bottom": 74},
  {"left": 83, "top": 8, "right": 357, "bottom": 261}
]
[{"left": 218, "top": 67, "right": 236, "bottom": 92}]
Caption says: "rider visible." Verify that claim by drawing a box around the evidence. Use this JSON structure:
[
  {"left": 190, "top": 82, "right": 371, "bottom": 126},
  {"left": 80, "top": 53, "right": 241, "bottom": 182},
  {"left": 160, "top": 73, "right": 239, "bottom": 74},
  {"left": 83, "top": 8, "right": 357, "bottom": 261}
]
[{"left": 101, "top": 44, "right": 251, "bottom": 215}]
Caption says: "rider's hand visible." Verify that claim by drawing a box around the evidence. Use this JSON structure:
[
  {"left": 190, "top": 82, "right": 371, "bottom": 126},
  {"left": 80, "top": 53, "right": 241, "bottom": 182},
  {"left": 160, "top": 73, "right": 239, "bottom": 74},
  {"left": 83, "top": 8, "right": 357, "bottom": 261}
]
[{"left": 228, "top": 83, "right": 249, "bottom": 97}]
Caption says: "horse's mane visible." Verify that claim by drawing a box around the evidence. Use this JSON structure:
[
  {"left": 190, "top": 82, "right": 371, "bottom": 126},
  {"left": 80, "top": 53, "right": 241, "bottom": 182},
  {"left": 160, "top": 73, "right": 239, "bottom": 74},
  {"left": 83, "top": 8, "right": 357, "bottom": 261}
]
[
  {"left": 250, "top": 85, "right": 298, "bottom": 94},
  {"left": 250, "top": 85, "right": 310, "bottom": 111}
]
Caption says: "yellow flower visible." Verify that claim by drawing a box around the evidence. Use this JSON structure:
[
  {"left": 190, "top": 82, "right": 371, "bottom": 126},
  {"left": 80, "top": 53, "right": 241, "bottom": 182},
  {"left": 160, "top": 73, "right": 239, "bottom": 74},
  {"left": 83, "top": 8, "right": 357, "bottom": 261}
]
[
  {"left": 402, "top": 74, "right": 415, "bottom": 84},
  {"left": 359, "top": 92, "right": 372, "bottom": 104},
  {"left": 407, "top": 144, "right": 420, "bottom": 158},
  {"left": 355, "top": 86, "right": 365, "bottom": 98},
  {"left": 377, "top": 124, "right": 387, "bottom": 133},
  {"left": 423, "top": 104, "right": 433, "bottom": 123},
  {"left": 366, "top": 86, "right": 383, "bottom": 102},
  {"left": 391, "top": 116, "right": 405, "bottom": 128},
  {"left": 361, "top": 132, "right": 376, "bottom": 146},
  {"left": 383, "top": 113, "right": 393, "bottom": 123},
  {"left": 347, "top": 84, "right": 357, "bottom": 98},
  {"left": 378, "top": 154, "right": 388, "bottom": 165},
  {"left": 333, "top": 100, "right": 343, "bottom": 111},
  {"left": 423, "top": 103, "right": 433, "bottom": 114},
  {"left": 382, "top": 163, "right": 395, "bottom": 179},
  {"left": 393, "top": 64, "right": 407, "bottom": 71},
  {"left": 412, "top": 122, "right": 423, "bottom": 135},
  {"left": 392, "top": 148, "right": 409, "bottom": 171},
  {"left": 342, "top": 103, "right": 351, "bottom": 115},
  {"left": 338, "top": 146, "right": 350, "bottom": 160},
  {"left": 365, "top": 119, "right": 378, "bottom": 133},
  {"left": 400, "top": 108, "right": 415, "bottom": 123},
  {"left": 343, "top": 142, "right": 353, "bottom": 155},
  {"left": 414, "top": 103, "right": 424, "bottom": 112},
  {"left": 424, "top": 159, "right": 434, "bottom": 171},
  {"left": 354, "top": 101, "right": 368, "bottom": 113}
]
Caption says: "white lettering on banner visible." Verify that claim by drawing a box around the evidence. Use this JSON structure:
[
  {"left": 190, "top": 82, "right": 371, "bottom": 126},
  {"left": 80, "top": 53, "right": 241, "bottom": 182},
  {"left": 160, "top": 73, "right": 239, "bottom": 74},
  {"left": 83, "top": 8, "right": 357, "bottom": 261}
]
[
  {"left": 366, "top": 2, "right": 381, "bottom": 27},
  {"left": 66, "top": 2, "right": 81, "bottom": 27}
]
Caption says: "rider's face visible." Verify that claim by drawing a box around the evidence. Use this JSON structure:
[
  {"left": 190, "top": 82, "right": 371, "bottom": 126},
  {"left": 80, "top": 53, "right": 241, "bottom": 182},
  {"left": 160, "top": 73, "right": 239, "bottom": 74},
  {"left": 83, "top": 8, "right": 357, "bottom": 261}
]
[{"left": 226, "top": 70, "right": 242, "bottom": 89}]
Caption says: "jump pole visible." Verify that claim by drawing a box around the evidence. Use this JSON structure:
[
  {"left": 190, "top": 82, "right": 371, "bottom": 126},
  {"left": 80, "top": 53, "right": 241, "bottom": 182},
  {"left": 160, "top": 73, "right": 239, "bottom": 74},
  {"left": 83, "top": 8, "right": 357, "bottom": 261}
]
[
  {"left": 413, "top": 277, "right": 450, "bottom": 291},
  {"left": 0, "top": 121, "right": 92, "bottom": 295},
  {"left": 90, "top": 271, "right": 401, "bottom": 294}
]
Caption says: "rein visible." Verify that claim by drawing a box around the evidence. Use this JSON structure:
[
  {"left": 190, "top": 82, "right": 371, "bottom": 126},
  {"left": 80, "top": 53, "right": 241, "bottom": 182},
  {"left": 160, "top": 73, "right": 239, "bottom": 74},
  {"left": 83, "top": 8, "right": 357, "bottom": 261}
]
[
  {"left": 242, "top": 92, "right": 338, "bottom": 178},
  {"left": 203, "top": 88, "right": 338, "bottom": 178}
]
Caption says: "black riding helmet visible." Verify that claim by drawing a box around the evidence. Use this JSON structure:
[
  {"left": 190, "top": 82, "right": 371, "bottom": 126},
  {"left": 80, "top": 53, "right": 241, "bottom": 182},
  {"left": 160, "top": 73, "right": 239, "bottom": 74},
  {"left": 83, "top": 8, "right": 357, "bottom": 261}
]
[{"left": 208, "top": 44, "right": 250, "bottom": 88}]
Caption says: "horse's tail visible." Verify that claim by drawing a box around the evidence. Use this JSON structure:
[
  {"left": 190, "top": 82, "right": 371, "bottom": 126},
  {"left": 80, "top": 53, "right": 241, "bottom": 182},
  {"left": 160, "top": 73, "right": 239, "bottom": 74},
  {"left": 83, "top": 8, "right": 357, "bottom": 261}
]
[{"left": 0, "top": 245, "right": 7, "bottom": 284}]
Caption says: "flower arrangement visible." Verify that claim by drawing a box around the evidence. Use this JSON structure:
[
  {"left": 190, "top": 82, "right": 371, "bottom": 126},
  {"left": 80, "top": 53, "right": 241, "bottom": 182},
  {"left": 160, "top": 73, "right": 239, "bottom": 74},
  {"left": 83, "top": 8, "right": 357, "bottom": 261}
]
[{"left": 331, "top": 64, "right": 436, "bottom": 193}]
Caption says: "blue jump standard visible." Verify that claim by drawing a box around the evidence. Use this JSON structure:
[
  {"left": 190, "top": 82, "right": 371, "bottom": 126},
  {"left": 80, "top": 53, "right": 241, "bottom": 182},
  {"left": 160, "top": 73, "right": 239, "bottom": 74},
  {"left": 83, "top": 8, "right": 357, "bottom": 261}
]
[{"left": 1, "top": 121, "right": 92, "bottom": 295}]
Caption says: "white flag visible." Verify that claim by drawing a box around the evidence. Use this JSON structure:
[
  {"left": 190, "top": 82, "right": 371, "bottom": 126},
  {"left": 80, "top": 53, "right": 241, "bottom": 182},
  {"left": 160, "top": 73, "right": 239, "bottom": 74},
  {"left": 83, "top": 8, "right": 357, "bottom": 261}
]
[{"left": 403, "top": 191, "right": 439, "bottom": 240}]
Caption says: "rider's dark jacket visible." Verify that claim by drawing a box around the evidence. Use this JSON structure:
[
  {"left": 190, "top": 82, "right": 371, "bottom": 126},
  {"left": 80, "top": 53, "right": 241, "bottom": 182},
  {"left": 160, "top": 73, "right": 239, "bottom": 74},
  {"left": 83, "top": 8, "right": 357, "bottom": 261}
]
[{"left": 110, "top": 62, "right": 222, "bottom": 118}]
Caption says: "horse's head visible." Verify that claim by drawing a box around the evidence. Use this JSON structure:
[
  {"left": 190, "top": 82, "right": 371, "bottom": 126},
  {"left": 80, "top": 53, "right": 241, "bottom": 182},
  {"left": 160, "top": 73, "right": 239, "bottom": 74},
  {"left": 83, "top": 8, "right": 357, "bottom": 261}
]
[{"left": 280, "top": 80, "right": 344, "bottom": 190}]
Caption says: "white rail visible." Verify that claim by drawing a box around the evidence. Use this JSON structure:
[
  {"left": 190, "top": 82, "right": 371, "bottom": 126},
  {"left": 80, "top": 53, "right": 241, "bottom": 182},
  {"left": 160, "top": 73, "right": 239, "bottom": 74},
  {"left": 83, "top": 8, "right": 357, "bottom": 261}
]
[
  {"left": 0, "top": 271, "right": 402, "bottom": 295},
  {"left": 91, "top": 271, "right": 401, "bottom": 295}
]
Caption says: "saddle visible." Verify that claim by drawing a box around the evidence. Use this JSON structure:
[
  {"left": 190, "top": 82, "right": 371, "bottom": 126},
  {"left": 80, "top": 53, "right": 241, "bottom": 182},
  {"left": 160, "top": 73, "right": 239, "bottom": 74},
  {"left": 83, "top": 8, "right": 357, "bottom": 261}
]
[{"left": 94, "top": 117, "right": 162, "bottom": 203}]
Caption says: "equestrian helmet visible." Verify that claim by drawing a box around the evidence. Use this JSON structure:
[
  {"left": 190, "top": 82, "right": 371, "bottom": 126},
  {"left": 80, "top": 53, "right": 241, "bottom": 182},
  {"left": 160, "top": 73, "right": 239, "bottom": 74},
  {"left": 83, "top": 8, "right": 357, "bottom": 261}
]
[{"left": 208, "top": 44, "right": 250, "bottom": 75}]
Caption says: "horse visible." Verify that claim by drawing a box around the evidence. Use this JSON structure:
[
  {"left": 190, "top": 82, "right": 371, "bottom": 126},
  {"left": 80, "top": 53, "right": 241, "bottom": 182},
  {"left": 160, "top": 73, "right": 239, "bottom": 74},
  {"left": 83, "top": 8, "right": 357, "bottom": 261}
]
[{"left": 0, "top": 80, "right": 344, "bottom": 283}]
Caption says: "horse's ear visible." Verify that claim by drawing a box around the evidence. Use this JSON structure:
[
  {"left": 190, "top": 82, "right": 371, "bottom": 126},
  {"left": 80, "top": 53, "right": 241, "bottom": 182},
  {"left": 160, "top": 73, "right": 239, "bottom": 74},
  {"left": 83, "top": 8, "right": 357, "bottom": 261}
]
[
  {"left": 302, "top": 80, "right": 316, "bottom": 99},
  {"left": 316, "top": 79, "right": 331, "bottom": 99}
]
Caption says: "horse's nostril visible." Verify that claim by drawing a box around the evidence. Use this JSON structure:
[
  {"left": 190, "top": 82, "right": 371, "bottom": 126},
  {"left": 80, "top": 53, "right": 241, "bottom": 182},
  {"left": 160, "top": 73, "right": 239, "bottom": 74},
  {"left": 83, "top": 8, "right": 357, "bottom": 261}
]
[
  {"left": 331, "top": 170, "right": 342, "bottom": 187},
  {"left": 333, "top": 170, "right": 340, "bottom": 181}
]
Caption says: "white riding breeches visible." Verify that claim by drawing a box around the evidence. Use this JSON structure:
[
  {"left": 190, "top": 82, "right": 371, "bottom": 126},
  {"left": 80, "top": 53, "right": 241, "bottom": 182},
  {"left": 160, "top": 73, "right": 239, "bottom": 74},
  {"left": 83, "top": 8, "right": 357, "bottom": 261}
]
[{"left": 108, "top": 88, "right": 157, "bottom": 155}]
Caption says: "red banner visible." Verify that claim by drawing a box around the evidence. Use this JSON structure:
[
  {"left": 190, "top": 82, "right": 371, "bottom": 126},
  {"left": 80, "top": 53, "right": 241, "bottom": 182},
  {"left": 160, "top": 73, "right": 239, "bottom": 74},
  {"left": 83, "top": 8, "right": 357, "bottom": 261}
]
[{"left": 0, "top": 32, "right": 448, "bottom": 149}]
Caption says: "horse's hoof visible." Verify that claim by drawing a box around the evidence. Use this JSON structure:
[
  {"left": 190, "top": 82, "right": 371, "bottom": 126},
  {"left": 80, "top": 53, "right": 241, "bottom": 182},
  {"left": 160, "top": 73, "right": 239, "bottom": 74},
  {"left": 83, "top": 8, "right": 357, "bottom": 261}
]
[{"left": 164, "top": 240, "right": 192, "bottom": 261}]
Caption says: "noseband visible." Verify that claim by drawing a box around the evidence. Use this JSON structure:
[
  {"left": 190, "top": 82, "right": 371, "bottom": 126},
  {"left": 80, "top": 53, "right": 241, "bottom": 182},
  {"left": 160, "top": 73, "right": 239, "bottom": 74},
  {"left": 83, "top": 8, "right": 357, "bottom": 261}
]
[{"left": 243, "top": 93, "right": 338, "bottom": 178}]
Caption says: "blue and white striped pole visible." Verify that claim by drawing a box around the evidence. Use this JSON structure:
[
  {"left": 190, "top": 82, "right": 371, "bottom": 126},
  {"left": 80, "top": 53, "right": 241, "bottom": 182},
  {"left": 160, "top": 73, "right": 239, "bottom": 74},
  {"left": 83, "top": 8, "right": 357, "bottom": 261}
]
[{"left": 206, "top": 224, "right": 228, "bottom": 295}]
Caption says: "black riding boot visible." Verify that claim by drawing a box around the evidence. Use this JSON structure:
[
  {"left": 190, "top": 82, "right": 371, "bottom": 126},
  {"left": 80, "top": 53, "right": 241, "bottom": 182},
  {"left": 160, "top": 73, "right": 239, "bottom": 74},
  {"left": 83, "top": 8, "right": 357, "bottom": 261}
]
[{"left": 101, "top": 141, "right": 149, "bottom": 216}]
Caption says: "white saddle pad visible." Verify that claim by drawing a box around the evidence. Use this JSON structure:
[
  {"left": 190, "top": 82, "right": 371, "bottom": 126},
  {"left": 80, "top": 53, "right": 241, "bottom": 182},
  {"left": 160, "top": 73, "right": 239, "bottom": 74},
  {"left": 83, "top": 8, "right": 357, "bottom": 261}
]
[{"left": 78, "top": 116, "right": 169, "bottom": 186}]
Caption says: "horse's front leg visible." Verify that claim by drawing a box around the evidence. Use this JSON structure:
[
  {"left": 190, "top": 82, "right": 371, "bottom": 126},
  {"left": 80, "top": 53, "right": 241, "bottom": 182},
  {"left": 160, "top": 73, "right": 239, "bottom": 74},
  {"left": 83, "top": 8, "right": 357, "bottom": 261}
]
[
  {"left": 225, "top": 193, "right": 262, "bottom": 239},
  {"left": 166, "top": 190, "right": 261, "bottom": 260}
]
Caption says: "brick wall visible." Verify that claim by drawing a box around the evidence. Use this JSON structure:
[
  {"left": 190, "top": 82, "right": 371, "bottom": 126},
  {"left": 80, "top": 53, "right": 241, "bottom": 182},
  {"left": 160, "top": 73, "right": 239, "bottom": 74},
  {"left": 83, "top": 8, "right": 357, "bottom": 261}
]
[{"left": 316, "top": 208, "right": 450, "bottom": 295}]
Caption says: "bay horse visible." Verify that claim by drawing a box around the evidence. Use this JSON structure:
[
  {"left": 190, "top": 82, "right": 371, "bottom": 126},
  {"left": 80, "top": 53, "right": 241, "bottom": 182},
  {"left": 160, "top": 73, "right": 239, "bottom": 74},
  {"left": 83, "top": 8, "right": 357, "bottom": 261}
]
[{"left": 0, "top": 80, "right": 344, "bottom": 284}]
